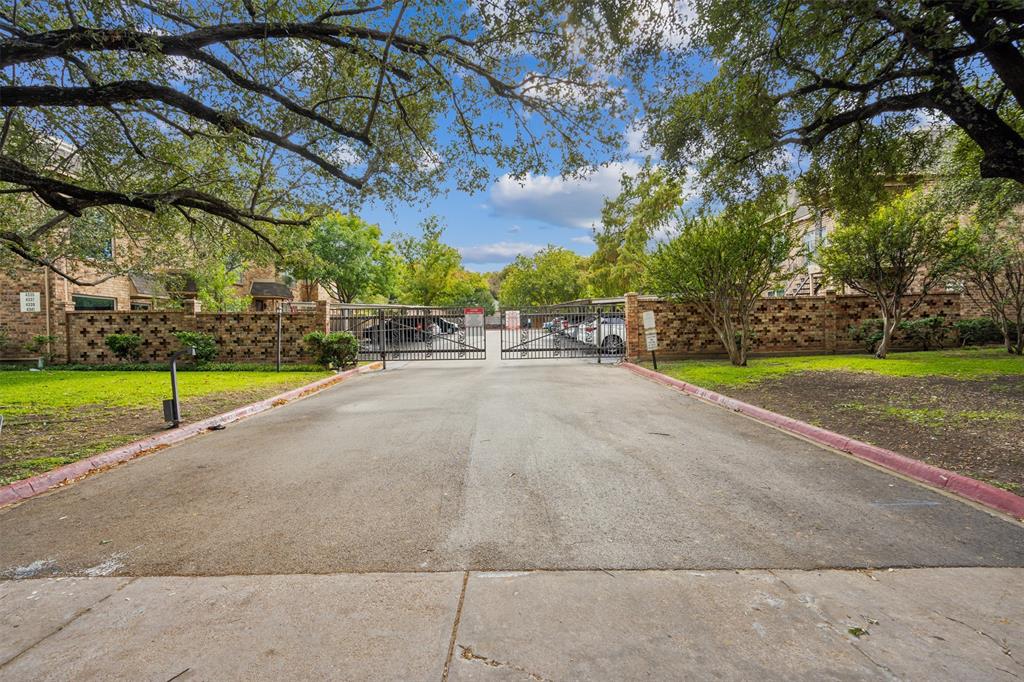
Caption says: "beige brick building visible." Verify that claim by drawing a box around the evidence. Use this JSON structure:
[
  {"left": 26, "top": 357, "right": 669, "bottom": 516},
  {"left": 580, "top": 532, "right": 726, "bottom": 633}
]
[{"left": 0, "top": 248, "right": 314, "bottom": 360}]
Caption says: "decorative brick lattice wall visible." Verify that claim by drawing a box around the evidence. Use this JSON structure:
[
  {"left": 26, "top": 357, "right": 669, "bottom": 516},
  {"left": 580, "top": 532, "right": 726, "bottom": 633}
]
[
  {"left": 626, "top": 293, "right": 964, "bottom": 360},
  {"left": 64, "top": 303, "right": 329, "bottom": 364}
]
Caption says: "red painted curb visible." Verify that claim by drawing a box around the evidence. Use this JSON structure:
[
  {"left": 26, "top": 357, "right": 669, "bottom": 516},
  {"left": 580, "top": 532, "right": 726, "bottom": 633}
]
[
  {"left": 0, "top": 362, "right": 383, "bottom": 508},
  {"left": 622, "top": 362, "right": 1024, "bottom": 521}
]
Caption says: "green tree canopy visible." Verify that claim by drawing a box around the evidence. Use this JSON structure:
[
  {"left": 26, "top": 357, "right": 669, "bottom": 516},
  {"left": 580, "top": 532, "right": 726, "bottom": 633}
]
[
  {"left": 498, "top": 246, "right": 587, "bottom": 308},
  {"left": 646, "top": 1, "right": 1024, "bottom": 212},
  {"left": 0, "top": 0, "right": 660, "bottom": 279},
  {"left": 817, "top": 192, "right": 967, "bottom": 358},
  {"left": 289, "top": 214, "right": 396, "bottom": 304},
  {"left": 589, "top": 164, "right": 685, "bottom": 296},
  {"left": 438, "top": 270, "right": 497, "bottom": 316},
  {"left": 394, "top": 217, "right": 462, "bottom": 306},
  {"left": 647, "top": 195, "right": 802, "bottom": 366}
]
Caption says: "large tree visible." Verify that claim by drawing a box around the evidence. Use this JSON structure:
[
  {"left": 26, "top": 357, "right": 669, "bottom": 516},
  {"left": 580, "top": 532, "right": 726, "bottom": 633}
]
[
  {"left": 0, "top": 0, "right": 656, "bottom": 280},
  {"left": 817, "top": 192, "right": 966, "bottom": 359},
  {"left": 647, "top": 195, "right": 802, "bottom": 366},
  {"left": 290, "top": 214, "right": 395, "bottom": 304},
  {"left": 647, "top": 1, "right": 1024, "bottom": 210},
  {"left": 589, "top": 164, "right": 684, "bottom": 296},
  {"left": 498, "top": 246, "right": 587, "bottom": 308},
  {"left": 393, "top": 217, "right": 462, "bottom": 305},
  {"left": 934, "top": 128, "right": 1024, "bottom": 354}
]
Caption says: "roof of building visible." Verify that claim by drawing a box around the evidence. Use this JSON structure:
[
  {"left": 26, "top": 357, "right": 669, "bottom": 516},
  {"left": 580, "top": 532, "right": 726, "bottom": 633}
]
[
  {"left": 129, "top": 274, "right": 169, "bottom": 298},
  {"left": 249, "top": 281, "right": 294, "bottom": 299}
]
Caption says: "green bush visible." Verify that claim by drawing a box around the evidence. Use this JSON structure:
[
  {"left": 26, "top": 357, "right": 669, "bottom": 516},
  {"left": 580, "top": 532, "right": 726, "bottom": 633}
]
[
  {"left": 171, "top": 330, "right": 217, "bottom": 363},
  {"left": 303, "top": 331, "right": 359, "bottom": 369},
  {"left": 848, "top": 319, "right": 884, "bottom": 353},
  {"left": 25, "top": 334, "right": 59, "bottom": 365},
  {"left": 954, "top": 318, "right": 1005, "bottom": 347},
  {"left": 53, "top": 362, "right": 327, "bottom": 372},
  {"left": 897, "top": 316, "right": 948, "bottom": 351},
  {"left": 104, "top": 333, "right": 142, "bottom": 361}
]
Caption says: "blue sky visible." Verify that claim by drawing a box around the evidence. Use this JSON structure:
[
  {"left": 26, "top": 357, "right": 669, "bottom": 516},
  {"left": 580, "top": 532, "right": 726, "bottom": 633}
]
[{"left": 359, "top": 135, "right": 649, "bottom": 273}]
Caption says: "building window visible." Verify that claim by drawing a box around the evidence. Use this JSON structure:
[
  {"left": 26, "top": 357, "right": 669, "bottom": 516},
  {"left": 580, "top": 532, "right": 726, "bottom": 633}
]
[
  {"left": 73, "top": 295, "right": 116, "bottom": 311},
  {"left": 130, "top": 301, "right": 150, "bottom": 310},
  {"left": 253, "top": 299, "right": 267, "bottom": 311}
]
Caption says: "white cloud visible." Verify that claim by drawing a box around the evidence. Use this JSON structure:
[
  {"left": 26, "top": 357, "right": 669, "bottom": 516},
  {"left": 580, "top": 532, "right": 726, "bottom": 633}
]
[
  {"left": 571, "top": 235, "right": 594, "bottom": 245},
  {"left": 507, "top": 224, "right": 521, "bottom": 234},
  {"left": 489, "top": 160, "right": 642, "bottom": 229},
  {"left": 625, "top": 121, "right": 650, "bottom": 156},
  {"left": 459, "top": 241, "right": 545, "bottom": 263}
]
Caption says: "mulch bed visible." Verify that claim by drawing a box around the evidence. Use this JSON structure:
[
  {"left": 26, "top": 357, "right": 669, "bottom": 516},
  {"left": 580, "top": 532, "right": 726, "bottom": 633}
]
[{"left": 723, "top": 372, "right": 1024, "bottom": 494}]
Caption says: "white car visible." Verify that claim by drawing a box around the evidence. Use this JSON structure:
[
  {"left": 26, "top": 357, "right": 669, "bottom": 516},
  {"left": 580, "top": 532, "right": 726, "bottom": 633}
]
[{"left": 578, "top": 315, "right": 626, "bottom": 354}]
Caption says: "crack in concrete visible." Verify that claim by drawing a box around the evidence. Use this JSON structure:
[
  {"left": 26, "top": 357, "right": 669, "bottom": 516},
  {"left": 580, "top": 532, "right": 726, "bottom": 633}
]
[
  {"left": 0, "top": 578, "right": 137, "bottom": 670},
  {"left": 768, "top": 570, "right": 899, "bottom": 680},
  {"left": 457, "top": 645, "right": 554, "bottom": 681},
  {"left": 939, "top": 613, "right": 1023, "bottom": 670}
]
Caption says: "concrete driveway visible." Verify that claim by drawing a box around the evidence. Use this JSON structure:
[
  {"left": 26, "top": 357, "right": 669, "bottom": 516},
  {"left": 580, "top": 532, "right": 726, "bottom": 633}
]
[{"left": 2, "top": 332, "right": 1023, "bottom": 679}]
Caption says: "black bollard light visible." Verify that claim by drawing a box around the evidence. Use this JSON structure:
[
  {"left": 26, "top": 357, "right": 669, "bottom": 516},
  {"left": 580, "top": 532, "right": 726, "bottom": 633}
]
[{"left": 164, "top": 346, "right": 196, "bottom": 427}]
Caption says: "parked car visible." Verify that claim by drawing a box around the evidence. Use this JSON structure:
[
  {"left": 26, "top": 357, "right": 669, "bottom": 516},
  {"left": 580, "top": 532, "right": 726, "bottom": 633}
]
[
  {"left": 361, "top": 315, "right": 459, "bottom": 344},
  {"left": 578, "top": 316, "right": 626, "bottom": 353}
]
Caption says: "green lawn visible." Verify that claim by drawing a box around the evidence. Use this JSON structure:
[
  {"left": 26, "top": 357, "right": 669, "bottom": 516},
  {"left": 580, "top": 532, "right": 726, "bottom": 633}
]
[
  {"left": 0, "top": 369, "right": 330, "bottom": 415},
  {"left": 0, "top": 368, "right": 333, "bottom": 485},
  {"left": 645, "top": 348, "right": 1024, "bottom": 389}
]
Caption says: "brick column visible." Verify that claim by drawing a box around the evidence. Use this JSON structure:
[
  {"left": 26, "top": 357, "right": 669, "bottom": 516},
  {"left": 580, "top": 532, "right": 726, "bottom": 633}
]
[
  {"left": 624, "top": 292, "right": 640, "bottom": 361},
  {"left": 183, "top": 298, "right": 201, "bottom": 315},
  {"left": 824, "top": 289, "right": 837, "bottom": 353},
  {"left": 315, "top": 300, "right": 331, "bottom": 334}
]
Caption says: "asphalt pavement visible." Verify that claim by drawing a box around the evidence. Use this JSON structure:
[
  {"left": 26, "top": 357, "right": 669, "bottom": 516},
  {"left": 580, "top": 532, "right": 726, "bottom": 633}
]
[{"left": 2, "top": 331, "right": 1022, "bottom": 679}]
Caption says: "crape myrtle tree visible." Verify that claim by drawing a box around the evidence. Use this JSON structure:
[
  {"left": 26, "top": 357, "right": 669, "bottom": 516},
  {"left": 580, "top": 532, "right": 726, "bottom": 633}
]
[
  {"left": 289, "top": 213, "right": 396, "bottom": 304},
  {"left": 0, "top": 0, "right": 678, "bottom": 282},
  {"left": 934, "top": 127, "right": 1024, "bottom": 354},
  {"left": 817, "top": 192, "right": 966, "bottom": 359},
  {"left": 643, "top": 1, "right": 1024, "bottom": 212},
  {"left": 647, "top": 191, "right": 802, "bottom": 367}
]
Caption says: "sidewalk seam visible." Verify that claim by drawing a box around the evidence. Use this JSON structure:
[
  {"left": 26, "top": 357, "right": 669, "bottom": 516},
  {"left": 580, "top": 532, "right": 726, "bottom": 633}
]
[
  {"left": 0, "top": 577, "right": 137, "bottom": 669},
  {"left": 441, "top": 571, "right": 469, "bottom": 682}
]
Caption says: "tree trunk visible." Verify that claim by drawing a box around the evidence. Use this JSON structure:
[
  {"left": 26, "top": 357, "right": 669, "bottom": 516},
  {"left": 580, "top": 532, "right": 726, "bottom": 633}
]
[{"left": 876, "top": 314, "right": 898, "bottom": 359}]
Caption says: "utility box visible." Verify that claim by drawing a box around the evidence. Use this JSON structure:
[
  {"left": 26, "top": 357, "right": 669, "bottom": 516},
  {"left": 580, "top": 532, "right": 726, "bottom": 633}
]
[{"left": 163, "top": 398, "right": 177, "bottom": 424}]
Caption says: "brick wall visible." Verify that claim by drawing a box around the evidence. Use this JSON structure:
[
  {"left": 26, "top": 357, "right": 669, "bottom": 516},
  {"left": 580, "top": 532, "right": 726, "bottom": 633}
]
[
  {"left": 626, "top": 292, "right": 965, "bottom": 360},
  {"left": 63, "top": 302, "right": 330, "bottom": 364}
]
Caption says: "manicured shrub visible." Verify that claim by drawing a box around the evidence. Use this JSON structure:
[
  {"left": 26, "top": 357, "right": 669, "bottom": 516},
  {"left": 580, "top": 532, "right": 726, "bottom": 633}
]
[
  {"left": 24, "top": 334, "right": 59, "bottom": 365},
  {"left": 953, "top": 318, "right": 1006, "bottom": 347},
  {"left": 104, "top": 333, "right": 142, "bottom": 362},
  {"left": 303, "top": 331, "right": 359, "bottom": 369},
  {"left": 897, "top": 316, "right": 948, "bottom": 351},
  {"left": 848, "top": 319, "right": 884, "bottom": 353},
  {"left": 171, "top": 331, "right": 218, "bottom": 363}
]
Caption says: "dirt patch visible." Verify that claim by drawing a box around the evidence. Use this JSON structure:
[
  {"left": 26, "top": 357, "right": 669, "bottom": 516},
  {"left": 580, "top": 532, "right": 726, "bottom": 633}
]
[
  {"left": 0, "top": 380, "right": 321, "bottom": 484},
  {"left": 723, "top": 371, "right": 1024, "bottom": 494}
]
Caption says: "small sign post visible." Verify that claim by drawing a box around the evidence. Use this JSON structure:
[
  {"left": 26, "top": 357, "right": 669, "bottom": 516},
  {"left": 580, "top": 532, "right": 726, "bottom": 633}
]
[{"left": 642, "top": 310, "right": 658, "bottom": 369}]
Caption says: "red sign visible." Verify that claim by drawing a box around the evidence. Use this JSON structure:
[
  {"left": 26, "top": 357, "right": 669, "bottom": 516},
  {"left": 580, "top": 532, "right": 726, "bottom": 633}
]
[{"left": 464, "top": 307, "right": 485, "bottom": 314}]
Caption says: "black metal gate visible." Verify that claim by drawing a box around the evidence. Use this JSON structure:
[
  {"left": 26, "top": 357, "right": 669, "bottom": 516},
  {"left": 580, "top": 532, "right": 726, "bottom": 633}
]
[
  {"left": 330, "top": 305, "right": 486, "bottom": 362},
  {"left": 500, "top": 304, "right": 626, "bottom": 360}
]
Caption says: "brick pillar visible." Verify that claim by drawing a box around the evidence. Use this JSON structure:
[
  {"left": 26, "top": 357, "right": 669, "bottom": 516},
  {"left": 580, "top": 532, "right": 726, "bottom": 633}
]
[
  {"left": 183, "top": 298, "right": 201, "bottom": 315},
  {"left": 624, "top": 292, "right": 640, "bottom": 361},
  {"left": 824, "top": 289, "right": 837, "bottom": 353},
  {"left": 315, "top": 300, "right": 331, "bottom": 334},
  {"left": 52, "top": 300, "right": 70, "bottom": 364}
]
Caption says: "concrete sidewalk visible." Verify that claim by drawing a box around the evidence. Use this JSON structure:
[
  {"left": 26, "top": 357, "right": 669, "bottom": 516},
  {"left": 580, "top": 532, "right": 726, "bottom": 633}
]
[{"left": 2, "top": 567, "right": 1021, "bottom": 680}]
